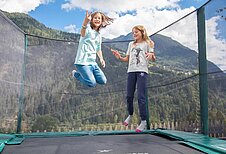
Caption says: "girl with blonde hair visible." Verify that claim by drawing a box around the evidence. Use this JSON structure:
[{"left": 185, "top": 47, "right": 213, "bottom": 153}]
[{"left": 111, "top": 25, "right": 155, "bottom": 132}]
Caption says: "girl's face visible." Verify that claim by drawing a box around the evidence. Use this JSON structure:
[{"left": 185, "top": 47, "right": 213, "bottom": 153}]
[
  {"left": 132, "top": 28, "right": 143, "bottom": 42},
  {"left": 92, "top": 13, "right": 102, "bottom": 28}
]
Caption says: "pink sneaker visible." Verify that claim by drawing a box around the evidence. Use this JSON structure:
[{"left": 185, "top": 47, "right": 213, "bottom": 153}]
[
  {"left": 123, "top": 115, "right": 132, "bottom": 126},
  {"left": 135, "top": 120, "right": 147, "bottom": 132}
]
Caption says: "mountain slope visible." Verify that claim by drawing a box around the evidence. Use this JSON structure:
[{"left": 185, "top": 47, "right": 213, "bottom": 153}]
[{"left": 3, "top": 10, "right": 79, "bottom": 41}]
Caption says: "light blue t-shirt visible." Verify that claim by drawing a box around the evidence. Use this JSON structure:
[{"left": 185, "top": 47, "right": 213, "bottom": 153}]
[{"left": 74, "top": 25, "right": 102, "bottom": 65}]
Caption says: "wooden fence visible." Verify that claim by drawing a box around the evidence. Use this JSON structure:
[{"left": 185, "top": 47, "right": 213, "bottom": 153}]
[
  {"left": 57, "top": 120, "right": 225, "bottom": 138},
  {"left": 1, "top": 119, "right": 225, "bottom": 138}
]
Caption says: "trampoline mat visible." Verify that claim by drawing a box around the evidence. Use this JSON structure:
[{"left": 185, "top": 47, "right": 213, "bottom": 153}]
[{"left": 2, "top": 134, "right": 204, "bottom": 154}]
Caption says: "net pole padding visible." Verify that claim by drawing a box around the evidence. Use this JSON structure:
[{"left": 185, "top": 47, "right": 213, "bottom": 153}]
[
  {"left": 16, "top": 34, "right": 28, "bottom": 133},
  {"left": 146, "top": 81, "right": 150, "bottom": 130},
  {"left": 197, "top": 6, "right": 208, "bottom": 135}
]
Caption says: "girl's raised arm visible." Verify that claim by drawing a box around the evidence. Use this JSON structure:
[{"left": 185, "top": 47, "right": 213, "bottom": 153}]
[{"left": 80, "top": 11, "right": 92, "bottom": 37}]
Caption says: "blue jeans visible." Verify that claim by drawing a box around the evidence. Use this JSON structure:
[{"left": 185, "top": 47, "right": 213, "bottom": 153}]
[
  {"left": 74, "top": 64, "right": 107, "bottom": 87},
  {"left": 126, "top": 72, "right": 147, "bottom": 120}
]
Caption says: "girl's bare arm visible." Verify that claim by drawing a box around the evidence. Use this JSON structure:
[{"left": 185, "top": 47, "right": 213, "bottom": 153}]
[
  {"left": 111, "top": 49, "right": 129, "bottom": 62},
  {"left": 80, "top": 11, "right": 92, "bottom": 37}
]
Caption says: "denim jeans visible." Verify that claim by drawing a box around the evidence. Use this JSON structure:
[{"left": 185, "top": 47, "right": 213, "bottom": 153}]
[
  {"left": 74, "top": 64, "right": 107, "bottom": 87},
  {"left": 126, "top": 72, "right": 147, "bottom": 120}
]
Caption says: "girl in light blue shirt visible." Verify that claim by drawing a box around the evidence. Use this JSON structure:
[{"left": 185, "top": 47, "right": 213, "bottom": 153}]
[{"left": 72, "top": 11, "right": 113, "bottom": 87}]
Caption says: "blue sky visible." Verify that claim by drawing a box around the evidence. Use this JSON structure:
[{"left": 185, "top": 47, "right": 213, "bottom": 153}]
[{"left": 0, "top": 0, "right": 225, "bottom": 71}]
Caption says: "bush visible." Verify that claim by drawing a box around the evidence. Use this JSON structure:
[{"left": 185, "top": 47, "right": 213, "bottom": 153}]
[{"left": 32, "top": 115, "right": 59, "bottom": 132}]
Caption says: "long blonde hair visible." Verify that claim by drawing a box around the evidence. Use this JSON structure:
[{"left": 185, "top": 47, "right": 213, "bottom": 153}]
[
  {"left": 90, "top": 12, "right": 114, "bottom": 32},
  {"left": 132, "top": 25, "right": 154, "bottom": 48}
]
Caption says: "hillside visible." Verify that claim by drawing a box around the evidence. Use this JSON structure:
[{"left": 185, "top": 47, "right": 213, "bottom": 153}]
[
  {"left": 0, "top": 11, "right": 225, "bottom": 133},
  {"left": 3, "top": 10, "right": 79, "bottom": 41}
]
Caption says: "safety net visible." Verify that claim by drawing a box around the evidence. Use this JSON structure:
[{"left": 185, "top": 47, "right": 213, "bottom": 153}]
[
  {"left": 1, "top": 0, "right": 226, "bottom": 153},
  {"left": 0, "top": 11, "right": 24, "bottom": 133},
  {"left": 0, "top": 0, "right": 225, "bottom": 136},
  {"left": 205, "top": 0, "right": 226, "bottom": 138},
  {"left": 0, "top": 0, "right": 225, "bottom": 145},
  {"left": 19, "top": 10, "right": 201, "bottom": 134}
]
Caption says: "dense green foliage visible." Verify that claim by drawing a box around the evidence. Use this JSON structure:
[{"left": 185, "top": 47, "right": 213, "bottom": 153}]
[{"left": 32, "top": 115, "right": 59, "bottom": 132}]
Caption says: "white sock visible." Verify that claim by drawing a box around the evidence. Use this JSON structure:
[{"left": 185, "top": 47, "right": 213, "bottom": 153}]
[
  {"left": 136, "top": 120, "right": 147, "bottom": 131},
  {"left": 124, "top": 115, "right": 132, "bottom": 126}
]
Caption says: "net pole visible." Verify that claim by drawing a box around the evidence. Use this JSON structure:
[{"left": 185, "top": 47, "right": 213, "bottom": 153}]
[
  {"left": 146, "top": 81, "right": 150, "bottom": 130},
  {"left": 197, "top": 6, "right": 208, "bottom": 135},
  {"left": 16, "top": 34, "right": 28, "bottom": 133}
]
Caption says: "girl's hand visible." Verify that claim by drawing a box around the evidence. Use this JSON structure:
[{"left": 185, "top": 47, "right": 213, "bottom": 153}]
[
  {"left": 146, "top": 52, "right": 156, "bottom": 61},
  {"left": 111, "top": 49, "right": 121, "bottom": 59},
  {"left": 100, "top": 59, "right": 106, "bottom": 68},
  {"left": 85, "top": 10, "right": 92, "bottom": 22}
]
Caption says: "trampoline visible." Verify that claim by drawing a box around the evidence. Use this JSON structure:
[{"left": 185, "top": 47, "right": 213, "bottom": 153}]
[
  {"left": 1, "top": 129, "right": 226, "bottom": 154},
  {"left": 2, "top": 134, "right": 204, "bottom": 154}
]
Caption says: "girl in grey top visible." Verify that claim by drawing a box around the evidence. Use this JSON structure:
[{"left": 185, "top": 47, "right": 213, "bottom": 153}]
[{"left": 111, "top": 25, "right": 156, "bottom": 132}]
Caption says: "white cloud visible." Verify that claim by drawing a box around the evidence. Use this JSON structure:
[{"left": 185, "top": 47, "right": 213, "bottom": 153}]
[
  {"left": 206, "top": 16, "right": 226, "bottom": 71},
  {"left": 157, "top": 9, "right": 198, "bottom": 51},
  {"left": 0, "top": 0, "right": 54, "bottom": 13},
  {"left": 62, "top": 0, "right": 180, "bottom": 12},
  {"left": 62, "top": 0, "right": 201, "bottom": 55},
  {"left": 154, "top": 13, "right": 226, "bottom": 72},
  {"left": 64, "top": 24, "right": 79, "bottom": 33},
  {"left": 101, "top": 7, "right": 197, "bottom": 40}
]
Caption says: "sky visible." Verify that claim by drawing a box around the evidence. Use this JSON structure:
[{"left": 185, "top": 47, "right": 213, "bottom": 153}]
[{"left": 0, "top": 0, "right": 225, "bottom": 71}]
